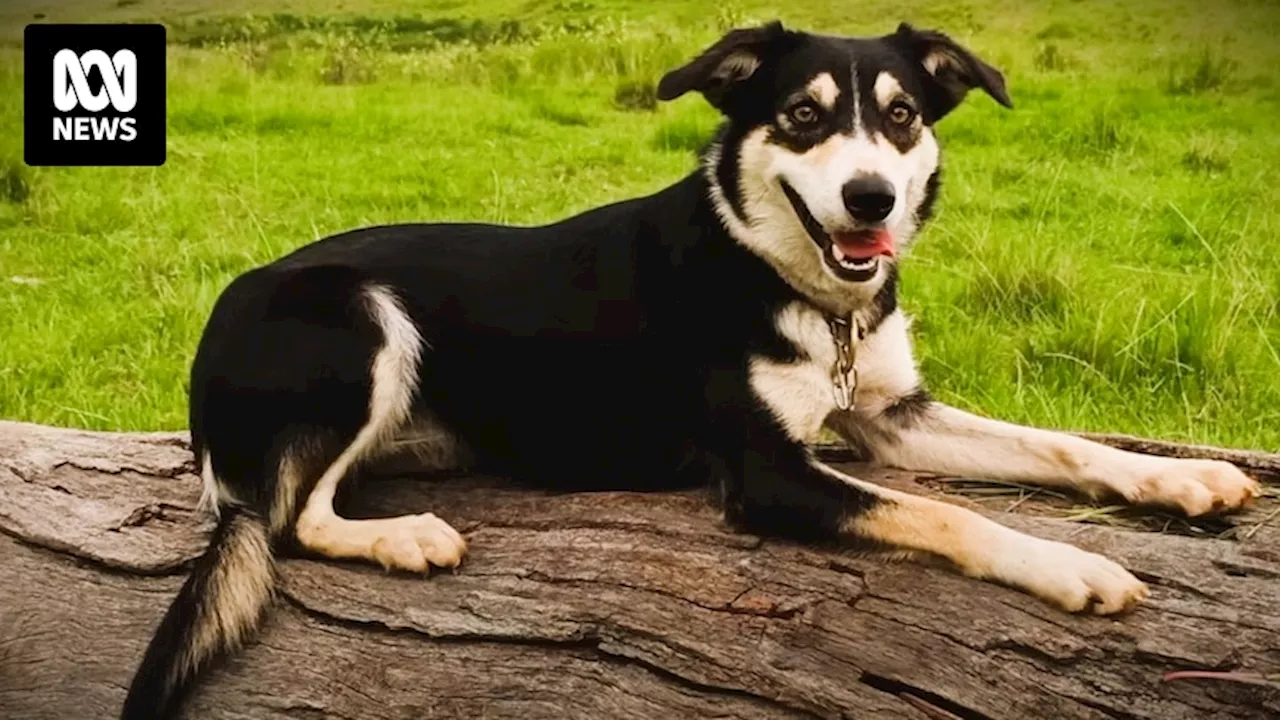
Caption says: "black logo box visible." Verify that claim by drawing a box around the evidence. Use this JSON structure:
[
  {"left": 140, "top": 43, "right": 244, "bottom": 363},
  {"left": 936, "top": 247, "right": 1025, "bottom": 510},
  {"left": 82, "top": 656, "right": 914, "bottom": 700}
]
[{"left": 24, "top": 24, "right": 166, "bottom": 167}]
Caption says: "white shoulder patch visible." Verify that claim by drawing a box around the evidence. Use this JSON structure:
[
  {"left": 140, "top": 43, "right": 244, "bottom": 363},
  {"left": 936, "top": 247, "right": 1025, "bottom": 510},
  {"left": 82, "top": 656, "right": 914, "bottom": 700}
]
[{"left": 749, "top": 302, "right": 837, "bottom": 441}]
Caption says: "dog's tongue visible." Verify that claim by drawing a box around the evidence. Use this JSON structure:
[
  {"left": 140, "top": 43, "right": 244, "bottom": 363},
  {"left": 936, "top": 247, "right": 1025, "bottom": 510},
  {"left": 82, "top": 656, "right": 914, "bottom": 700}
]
[{"left": 832, "top": 229, "right": 896, "bottom": 260}]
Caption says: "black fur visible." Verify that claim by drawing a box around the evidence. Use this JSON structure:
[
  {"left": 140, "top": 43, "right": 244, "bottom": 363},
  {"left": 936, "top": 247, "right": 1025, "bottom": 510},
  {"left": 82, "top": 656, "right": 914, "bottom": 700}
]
[
  {"left": 191, "top": 263, "right": 379, "bottom": 510},
  {"left": 656, "top": 21, "right": 792, "bottom": 111},
  {"left": 713, "top": 122, "right": 752, "bottom": 225},
  {"left": 120, "top": 508, "right": 272, "bottom": 720},
  {"left": 865, "top": 263, "right": 900, "bottom": 335},
  {"left": 122, "top": 20, "right": 1010, "bottom": 719},
  {"left": 890, "top": 23, "right": 1013, "bottom": 122},
  {"left": 883, "top": 386, "right": 935, "bottom": 429},
  {"left": 918, "top": 167, "right": 943, "bottom": 225}
]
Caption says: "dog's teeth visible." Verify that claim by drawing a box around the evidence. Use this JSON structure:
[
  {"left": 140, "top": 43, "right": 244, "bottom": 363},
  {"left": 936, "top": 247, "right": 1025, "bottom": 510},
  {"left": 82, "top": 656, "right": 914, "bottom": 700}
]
[{"left": 830, "top": 244, "right": 877, "bottom": 272}]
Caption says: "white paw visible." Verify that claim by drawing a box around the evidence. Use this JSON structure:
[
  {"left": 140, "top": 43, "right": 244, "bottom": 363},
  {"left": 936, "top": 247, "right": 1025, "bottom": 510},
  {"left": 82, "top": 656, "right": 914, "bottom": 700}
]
[
  {"left": 370, "top": 512, "right": 468, "bottom": 573},
  {"left": 998, "top": 538, "right": 1149, "bottom": 615},
  {"left": 1122, "top": 459, "right": 1261, "bottom": 516}
]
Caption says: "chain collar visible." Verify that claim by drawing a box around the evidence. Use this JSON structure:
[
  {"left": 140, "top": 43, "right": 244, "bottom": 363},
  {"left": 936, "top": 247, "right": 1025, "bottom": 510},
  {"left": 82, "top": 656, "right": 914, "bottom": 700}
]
[{"left": 824, "top": 312, "right": 862, "bottom": 411}]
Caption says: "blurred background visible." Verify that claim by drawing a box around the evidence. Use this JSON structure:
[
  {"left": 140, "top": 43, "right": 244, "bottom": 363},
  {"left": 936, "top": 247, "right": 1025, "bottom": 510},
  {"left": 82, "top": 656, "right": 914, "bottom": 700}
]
[{"left": 0, "top": 0, "right": 1277, "bottom": 450}]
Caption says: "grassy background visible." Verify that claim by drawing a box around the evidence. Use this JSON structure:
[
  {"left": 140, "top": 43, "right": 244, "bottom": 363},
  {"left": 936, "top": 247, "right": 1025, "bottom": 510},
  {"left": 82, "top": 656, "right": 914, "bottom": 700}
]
[{"left": 0, "top": 0, "right": 1277, "bottom": 450}]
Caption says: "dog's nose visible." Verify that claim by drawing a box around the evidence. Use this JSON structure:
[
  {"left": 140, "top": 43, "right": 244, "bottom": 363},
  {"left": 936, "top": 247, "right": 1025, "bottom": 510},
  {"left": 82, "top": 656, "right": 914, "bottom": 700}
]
[{"left": 842, "top": 176, "right": 896, "bottom": 223}]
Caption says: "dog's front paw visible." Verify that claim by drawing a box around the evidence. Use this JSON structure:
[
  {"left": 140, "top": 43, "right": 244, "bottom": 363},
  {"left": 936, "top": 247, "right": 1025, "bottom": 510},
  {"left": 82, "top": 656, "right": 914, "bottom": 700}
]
[
  {"left": 997, "top": 539, "right": 1149, "bottom": 615},
  {"left": 1124, "top": 459, "right": 1261, "bottom": 516},
  {"left": 371, "top": 512, "right": 468, "bottom": 573}
]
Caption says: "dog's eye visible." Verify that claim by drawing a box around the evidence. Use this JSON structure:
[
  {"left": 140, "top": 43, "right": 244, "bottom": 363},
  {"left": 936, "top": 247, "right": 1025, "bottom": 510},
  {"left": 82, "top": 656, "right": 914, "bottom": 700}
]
[
  {"left": 787, "top": 102, "right": 821, "bottom": 127},
  {"left": 888, "top": 101, "right": 916, "bottom": 125}
]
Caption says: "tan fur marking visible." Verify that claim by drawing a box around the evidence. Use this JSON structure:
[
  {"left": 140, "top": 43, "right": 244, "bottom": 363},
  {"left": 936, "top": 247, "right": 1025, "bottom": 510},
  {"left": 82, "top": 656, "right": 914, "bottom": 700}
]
[
  {"left": 922, "top": 48, "right": 964, "bottom": 77},
  {"left": 806, "top": 132, "right": 846, "bottom": 166},
  {"left": 197, "top": 451, "right": 224, "bottom": 517},
  {"left": 1045, "top": 445, "right": 1081, "bottom": 475},
  {"left": 921, "top": 48, "right": 981, "bottom": 100},
  {"left": 806, "top": 72, "right": 840, "bottom": 109},
  {"left": 182, "top": 514, "right": 273, "bottom": 678},
  {"left": 829, "top": 466, "right": 1148, "bottom": 615},
  {"left": 717, "top": 51, "right": 761, "bottom": 84},
  {"left": 846, "top": 490, "right": 996, "bottom": 575},
  {"left": 873, "top": 71, "right": 904, "bottom": 108},
  {"left": 270, "top": 451, "right": 305, "bottom": 536}
]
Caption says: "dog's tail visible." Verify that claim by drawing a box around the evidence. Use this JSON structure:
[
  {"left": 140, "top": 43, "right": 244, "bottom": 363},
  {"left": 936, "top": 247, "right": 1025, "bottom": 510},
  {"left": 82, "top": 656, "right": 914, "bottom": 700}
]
[{"left": 120, "top": 506, "right": 275, "bottom": 720}]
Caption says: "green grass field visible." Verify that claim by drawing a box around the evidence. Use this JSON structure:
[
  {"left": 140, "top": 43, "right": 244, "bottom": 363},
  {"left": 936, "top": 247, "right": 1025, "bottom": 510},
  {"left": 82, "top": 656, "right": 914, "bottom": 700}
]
[{"left": 1, "top": 0, "right": 1278, "bottom": 450}]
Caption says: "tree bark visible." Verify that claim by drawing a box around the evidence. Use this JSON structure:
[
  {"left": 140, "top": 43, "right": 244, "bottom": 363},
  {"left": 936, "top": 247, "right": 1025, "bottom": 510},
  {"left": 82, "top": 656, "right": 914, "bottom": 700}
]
[{"left": 1, "top": 420, "right": 1277, "bottom": 720}]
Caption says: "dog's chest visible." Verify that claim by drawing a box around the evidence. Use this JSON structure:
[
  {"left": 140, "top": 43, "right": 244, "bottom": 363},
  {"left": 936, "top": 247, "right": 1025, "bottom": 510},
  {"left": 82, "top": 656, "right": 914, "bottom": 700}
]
[
  {"left": 746, "top": 302, "right": 917, "bottom": 441},
  {"left": 747, "top": 303, "right": 844, "bottom": 441}
]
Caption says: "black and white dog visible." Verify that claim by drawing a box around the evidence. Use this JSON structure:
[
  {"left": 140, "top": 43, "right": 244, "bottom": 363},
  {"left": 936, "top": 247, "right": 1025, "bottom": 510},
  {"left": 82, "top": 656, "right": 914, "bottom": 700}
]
[{"left": 121, "top": 21, "right": 1260, "bottom": 719}]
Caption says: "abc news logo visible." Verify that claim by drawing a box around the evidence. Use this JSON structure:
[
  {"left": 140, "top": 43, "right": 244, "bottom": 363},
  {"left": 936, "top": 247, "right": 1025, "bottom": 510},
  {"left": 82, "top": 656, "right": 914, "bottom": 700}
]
[
  {"left": 53, "top": 49, "right": 140, "bottom": 142},
  {"left": 25, "top": 24, "right": 165, "bottom": 167}
]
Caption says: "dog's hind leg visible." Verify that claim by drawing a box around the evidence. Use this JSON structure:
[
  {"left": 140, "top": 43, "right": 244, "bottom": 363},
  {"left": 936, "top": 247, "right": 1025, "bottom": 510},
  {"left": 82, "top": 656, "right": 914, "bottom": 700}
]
[
  {"left": 291, "top": 284, "right": 467, "bottom": 572},
  {"left": 124, "top": 269, "right": 469, "bottom": 719}
]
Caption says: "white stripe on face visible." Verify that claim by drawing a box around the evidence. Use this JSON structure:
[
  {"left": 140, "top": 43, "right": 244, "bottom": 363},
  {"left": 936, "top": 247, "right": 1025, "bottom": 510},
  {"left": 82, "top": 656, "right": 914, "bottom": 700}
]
[{"left": 849, "top": 62, "right": 861, "bottom": 134}]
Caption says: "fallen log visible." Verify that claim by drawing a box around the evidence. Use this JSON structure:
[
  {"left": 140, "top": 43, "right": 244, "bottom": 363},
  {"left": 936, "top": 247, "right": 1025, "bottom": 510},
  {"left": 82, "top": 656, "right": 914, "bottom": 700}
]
[{"left": 1, "top": 420, "right": 1277, "bottom": 720}]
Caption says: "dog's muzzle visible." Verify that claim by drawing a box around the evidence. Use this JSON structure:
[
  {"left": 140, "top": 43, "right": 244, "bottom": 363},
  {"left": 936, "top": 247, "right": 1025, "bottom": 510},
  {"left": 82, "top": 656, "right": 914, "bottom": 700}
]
[{"left": 779, "top": 179, "right": 895, "bottom": 283}]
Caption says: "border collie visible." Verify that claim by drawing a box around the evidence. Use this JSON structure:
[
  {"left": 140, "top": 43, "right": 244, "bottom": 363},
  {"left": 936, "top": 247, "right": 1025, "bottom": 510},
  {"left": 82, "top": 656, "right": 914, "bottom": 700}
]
[{"left": 121, "top": 21, "right": 1260, "bottom": 719}]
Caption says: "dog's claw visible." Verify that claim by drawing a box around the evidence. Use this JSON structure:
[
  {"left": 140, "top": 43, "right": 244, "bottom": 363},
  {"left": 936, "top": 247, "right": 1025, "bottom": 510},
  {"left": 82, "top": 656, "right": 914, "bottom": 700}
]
[
  {"left": 1125, "top": 459, "right": 1261, "bottom": 517},
  {"left": 370, "top": 512, "right": 468, "bottom": 573},
  {"left": 993, "top": 538, "right": 1149, "bottom": 615}
]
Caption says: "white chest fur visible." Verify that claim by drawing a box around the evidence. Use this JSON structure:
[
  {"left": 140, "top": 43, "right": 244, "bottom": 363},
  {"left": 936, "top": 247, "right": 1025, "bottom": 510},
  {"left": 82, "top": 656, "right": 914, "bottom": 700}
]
[{"left": 748, "top": 302, "right": 922, "bottom": 441}]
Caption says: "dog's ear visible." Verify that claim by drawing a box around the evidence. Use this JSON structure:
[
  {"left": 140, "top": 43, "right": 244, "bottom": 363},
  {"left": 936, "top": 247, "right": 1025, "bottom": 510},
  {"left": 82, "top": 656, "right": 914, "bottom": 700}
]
[
  {"left": 893, "top": 23, "right": 1012, "bottom": 121},
  {"left": 657, "top": 21, "right": 791, "bottom": 111}
]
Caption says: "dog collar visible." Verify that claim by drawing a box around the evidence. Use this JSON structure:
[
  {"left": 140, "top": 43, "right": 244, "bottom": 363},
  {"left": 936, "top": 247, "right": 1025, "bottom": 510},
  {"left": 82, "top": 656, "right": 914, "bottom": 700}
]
[{"left": 825, "top": 312, "right": 862, "bottom": 411}]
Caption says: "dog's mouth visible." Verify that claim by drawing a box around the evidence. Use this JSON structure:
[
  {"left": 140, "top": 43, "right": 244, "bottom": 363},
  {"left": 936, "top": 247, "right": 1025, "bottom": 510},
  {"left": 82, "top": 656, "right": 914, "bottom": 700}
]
[{"left": 780, "top": 180, "right": 895, "bottom": 283}]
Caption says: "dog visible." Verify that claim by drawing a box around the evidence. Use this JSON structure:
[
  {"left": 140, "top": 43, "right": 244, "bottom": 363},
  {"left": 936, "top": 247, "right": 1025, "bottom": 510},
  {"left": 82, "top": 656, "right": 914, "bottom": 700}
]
[{"left": 120, "top": 20, "right": 1261, "bottom": 719}]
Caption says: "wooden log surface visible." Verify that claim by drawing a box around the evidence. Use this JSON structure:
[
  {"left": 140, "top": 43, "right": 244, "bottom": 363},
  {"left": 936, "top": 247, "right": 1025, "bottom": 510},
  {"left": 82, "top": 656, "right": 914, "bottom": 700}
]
[{"left": 1, "top": 420, "right": 1278, "bottom": 719}]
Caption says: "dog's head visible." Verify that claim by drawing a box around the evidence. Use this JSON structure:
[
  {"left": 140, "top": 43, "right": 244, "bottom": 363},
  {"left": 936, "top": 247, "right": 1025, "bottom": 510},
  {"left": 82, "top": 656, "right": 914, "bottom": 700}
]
[{"left": 659, "top": 22, "right": 1011, "bottom": 309}]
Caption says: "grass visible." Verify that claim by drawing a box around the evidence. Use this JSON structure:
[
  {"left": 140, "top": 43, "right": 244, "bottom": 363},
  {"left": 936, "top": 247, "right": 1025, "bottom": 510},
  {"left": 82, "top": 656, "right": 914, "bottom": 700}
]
[
  {"left": 0, "top": 0, "right": 1278, "bottom": 451},
  {"left": 928, "top": 477, "right": 1279, "bottom": 538}
]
